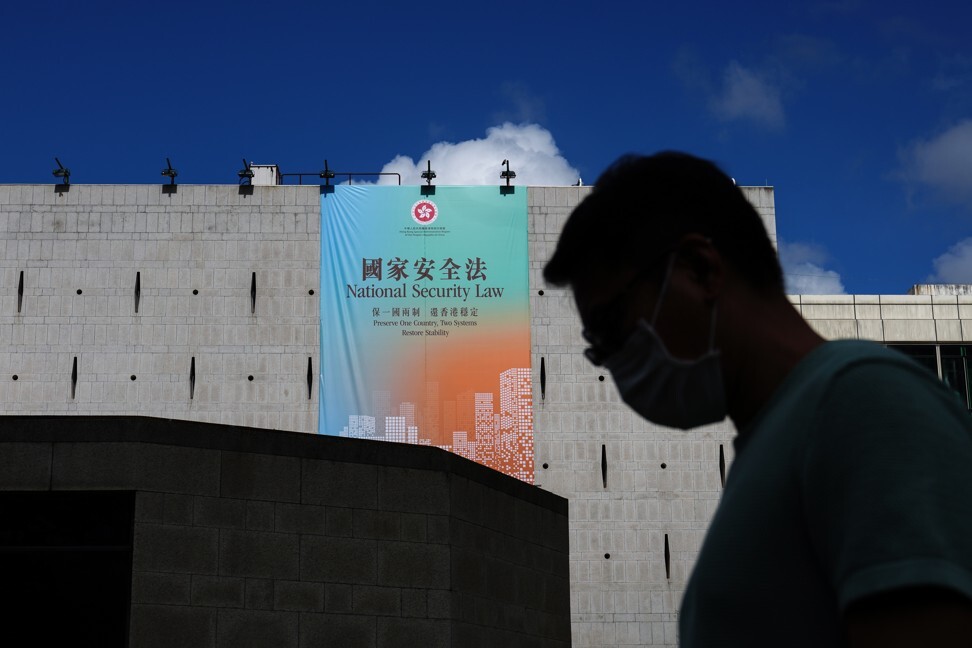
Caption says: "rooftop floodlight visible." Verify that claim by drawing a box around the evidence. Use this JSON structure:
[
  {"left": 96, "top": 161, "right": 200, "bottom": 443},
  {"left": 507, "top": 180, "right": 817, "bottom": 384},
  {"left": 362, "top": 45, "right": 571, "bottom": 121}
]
[
  {"left": 319, "top": 159, "right": 336, "bottom": 186},
  {"left": 500, "top": 159, "right": 516, "bottom": 186},
  {"left": 420, "top": 160, "right": 436, "bottom": 186},
  {"left": 238, "top": 158, "right": 254, "bottom": 185},
  {"left": 161, "top": 158, "right": 178, "bottom": 185},
  {"left": 52, "top": 158, "right": 71, "bottom": 185}
]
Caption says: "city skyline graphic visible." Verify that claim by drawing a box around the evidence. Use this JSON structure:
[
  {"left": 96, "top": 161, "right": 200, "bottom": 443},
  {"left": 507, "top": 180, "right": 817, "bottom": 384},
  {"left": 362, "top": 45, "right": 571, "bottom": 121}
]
[{"left": 338, "top": 366, "right": 534, "bottom": 483}]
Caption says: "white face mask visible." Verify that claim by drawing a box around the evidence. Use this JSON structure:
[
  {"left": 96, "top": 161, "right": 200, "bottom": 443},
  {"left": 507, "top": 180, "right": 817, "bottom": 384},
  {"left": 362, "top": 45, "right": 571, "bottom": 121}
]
[{"left": 602, "top": 259, "right": 727, "bottom": 429}]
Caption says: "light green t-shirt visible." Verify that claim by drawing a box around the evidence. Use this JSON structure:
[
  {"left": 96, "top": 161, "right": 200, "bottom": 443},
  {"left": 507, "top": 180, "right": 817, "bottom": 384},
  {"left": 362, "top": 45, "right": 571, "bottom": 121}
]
[{"left": 680, "top": 340, "right": 972, "bottom": 647}]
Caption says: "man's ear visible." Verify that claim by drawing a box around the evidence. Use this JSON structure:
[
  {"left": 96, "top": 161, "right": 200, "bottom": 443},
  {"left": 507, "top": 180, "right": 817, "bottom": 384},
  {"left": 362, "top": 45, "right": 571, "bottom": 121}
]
[{"left": 675, "top": 234, "right": 725, "bottom": 301}]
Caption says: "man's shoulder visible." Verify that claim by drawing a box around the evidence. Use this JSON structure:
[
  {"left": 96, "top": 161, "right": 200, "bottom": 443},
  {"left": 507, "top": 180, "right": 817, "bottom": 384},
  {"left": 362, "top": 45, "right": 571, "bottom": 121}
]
[
  {"left": 756, "top": 340, "right": 920, "bottom": 417},
  {"left": 816, "top": 340, "right": 968, "bottom": 420},
  {"left": 742, "top": 339, "right": 966, "bottom": 449},
  {"left": 808, "top": 339, "right": 916, "bottom": 371},
  {"left": 805, "top": 340, "right": 972, "bottom": 459},
  {"left": 818, "top": 340, "right": 954, "bottom": 403},
  {"left": 796, "top": 339, "right": 944, "bottom": 402}
]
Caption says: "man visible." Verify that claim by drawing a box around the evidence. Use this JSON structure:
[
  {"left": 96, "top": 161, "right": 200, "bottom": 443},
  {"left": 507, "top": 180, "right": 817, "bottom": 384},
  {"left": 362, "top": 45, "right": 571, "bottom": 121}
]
[{"left": 543, "top": 152, "right": 972, "bottom": 646}]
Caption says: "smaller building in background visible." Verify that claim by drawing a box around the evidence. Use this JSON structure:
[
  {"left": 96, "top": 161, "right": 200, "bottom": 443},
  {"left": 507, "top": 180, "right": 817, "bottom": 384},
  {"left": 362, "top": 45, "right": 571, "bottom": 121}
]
[{"left": 909, "top": 284, "right": 972, "bottom": 296}]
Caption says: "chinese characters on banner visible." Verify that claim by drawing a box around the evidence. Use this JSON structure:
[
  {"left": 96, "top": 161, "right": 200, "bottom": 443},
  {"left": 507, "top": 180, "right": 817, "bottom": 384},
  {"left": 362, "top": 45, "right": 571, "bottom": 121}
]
[{"left": 320, "top": 187, "right": 534, "bottom": 483}]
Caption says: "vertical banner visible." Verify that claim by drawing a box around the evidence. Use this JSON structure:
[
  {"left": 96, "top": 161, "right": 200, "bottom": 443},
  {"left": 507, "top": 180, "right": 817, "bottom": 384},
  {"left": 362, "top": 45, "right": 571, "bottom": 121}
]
[{"left": 320, "top": 186, "right": 534, "bottom": 483}]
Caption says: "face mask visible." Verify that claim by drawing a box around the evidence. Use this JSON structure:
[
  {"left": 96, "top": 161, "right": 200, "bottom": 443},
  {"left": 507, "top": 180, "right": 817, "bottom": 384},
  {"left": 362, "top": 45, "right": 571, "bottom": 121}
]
[{"left": 602, "top": 259, "right": 727, "bottom": 429}]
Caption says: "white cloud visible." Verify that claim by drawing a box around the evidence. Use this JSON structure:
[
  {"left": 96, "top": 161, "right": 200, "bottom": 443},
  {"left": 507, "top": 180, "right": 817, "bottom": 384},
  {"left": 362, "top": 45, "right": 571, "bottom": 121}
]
[
  {"left": 779, "top": 241, "right": 846, "bottom": 294},
  {"left": 929, "top": 237, "right": 972, "bottom": 283},
  {"left": 377, "top": 123, "right": 580, "bottom": 186},
  {"left": 904, "top": 120, "right": 972, "bottom": 208},
  {"left": 710, "top": 62, "right": 785, "bottom": 130}
]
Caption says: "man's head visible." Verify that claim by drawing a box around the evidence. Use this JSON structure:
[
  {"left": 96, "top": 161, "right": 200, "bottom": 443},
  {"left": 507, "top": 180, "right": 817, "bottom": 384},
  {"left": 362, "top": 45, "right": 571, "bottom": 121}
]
[
  {"left": 544, "top": 151, "right": 782, "bottom": 292},
  {"left": 544, "top": 151, "right": 783, "bottom": 357}
]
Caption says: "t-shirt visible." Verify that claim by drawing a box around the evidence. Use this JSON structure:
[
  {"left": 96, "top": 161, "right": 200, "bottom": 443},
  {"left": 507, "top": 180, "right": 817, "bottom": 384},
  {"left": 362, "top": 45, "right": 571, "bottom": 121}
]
[{"left": 679, "top": 340, "right": 972, "bottom": 647}]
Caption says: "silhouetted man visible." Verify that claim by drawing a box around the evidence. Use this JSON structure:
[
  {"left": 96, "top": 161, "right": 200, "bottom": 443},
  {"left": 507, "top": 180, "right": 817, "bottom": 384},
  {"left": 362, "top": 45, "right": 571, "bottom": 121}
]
[{"left": 543, "top": 152, "right": 972, "bottom": 647}]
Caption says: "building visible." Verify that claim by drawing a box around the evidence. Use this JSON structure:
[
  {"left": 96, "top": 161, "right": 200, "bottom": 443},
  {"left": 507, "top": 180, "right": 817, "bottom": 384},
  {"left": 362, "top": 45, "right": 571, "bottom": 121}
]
[
  {"left": 0, "top": 415, "right": 570, "bottom": 647},
  {"left": 2, "top": 180, "right": 970, "bottom": 646}
]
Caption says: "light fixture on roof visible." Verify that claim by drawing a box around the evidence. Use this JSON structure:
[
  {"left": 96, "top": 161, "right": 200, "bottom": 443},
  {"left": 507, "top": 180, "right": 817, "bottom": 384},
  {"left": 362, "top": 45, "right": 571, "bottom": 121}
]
[
  {"left": 319, "top": 159, "right": 336, "bottom": 186},
  {"left": 161, "top": 158, "right": 178, "bottom": 185},
  {"left": 420, "top": 160, "right": 436, "bottom": 185},
  {"left": 52, "top": 158, "right": 71, "bottom": 185},
  {"left": 420, "top": 160, "right": 436, "bottom": 195},
  {"left": 500, "top": 159, "right": 516, "bottom": 185},
  {"left": 238, "top": 158, "right": 254, "bottom": 185},
  {"left": 500, "top": 159, "right": 516, "bottom": 194}
]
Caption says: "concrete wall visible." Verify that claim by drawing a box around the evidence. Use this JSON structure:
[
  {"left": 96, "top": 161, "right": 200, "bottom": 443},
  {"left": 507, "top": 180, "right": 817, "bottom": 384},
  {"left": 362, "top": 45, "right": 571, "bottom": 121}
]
[
  {"left": 0, "top": 416, "right": 570, "bottom": 648},
  {"left": 0, "top": 184, "right": 320, "bottom": 431}
]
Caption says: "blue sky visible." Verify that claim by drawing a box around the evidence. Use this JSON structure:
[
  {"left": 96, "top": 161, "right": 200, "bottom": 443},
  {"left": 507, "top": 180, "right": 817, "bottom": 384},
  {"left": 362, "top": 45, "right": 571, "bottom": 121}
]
[{"left": 2, "top": 0, "right": 971, "bottom": 294}]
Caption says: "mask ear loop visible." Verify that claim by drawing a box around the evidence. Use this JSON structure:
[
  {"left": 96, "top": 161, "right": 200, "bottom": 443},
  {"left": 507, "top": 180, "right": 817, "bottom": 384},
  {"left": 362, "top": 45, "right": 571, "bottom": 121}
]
[
  {"left": 649, "top": 253, "right": 678, "bottom": 328},
  {"left": 701, "top": 236, "right": 720, "bottom": 354},
  {"left": 707, "top": 303, "right": 718, "bottom": 353}
]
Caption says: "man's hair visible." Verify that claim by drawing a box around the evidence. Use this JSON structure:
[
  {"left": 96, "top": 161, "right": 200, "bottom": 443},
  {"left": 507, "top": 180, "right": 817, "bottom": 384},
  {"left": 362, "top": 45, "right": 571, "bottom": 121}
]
[{"left": 543, "top": 151, "right": 784, "bottom": 294}]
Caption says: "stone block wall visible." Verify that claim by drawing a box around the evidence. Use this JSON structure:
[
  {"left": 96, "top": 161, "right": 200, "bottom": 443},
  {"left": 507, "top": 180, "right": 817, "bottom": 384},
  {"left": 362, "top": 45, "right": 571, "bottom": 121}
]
[
  {"left": 0, "top": 184, "right": 320, "bottom": 432},
  {"left": 0, "top": 416, "right": 570, "bottom": 648}
]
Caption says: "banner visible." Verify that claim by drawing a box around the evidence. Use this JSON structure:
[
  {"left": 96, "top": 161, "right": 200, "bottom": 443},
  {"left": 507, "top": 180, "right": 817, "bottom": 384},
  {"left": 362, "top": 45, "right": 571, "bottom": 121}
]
[{"left": 320, "top": 186, "right": 533, "bottom": 483}]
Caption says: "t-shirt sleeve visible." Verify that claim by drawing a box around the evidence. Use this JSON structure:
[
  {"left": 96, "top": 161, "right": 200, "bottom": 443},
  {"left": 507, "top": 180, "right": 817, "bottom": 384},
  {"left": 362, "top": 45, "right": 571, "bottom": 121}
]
[{"left": 801, "top": 357, "right": 972, "bottom": 612}]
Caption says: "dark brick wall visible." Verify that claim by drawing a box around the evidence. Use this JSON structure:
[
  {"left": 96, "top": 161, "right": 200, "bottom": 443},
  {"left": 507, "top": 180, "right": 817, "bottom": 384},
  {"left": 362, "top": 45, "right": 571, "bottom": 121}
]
[{"left": 0, "top": 416, "right": 570, "bottom": 647}]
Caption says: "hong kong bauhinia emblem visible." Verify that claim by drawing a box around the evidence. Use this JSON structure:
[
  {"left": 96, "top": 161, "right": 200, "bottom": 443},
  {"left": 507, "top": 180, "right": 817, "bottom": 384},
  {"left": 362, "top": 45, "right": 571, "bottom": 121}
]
[{"left": 411, "top": 199, "right": 438, "bottom": 225}]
